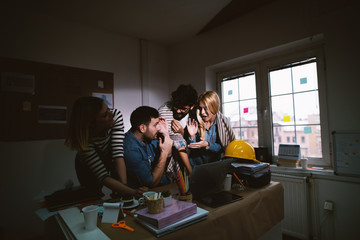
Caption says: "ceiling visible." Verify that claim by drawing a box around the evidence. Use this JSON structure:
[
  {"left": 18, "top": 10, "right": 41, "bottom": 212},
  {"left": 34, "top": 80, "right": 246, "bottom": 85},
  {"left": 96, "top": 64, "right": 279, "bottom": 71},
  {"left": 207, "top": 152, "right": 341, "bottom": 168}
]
[{"left": 8, "top": 0, "right": 275, "bottom": 46}]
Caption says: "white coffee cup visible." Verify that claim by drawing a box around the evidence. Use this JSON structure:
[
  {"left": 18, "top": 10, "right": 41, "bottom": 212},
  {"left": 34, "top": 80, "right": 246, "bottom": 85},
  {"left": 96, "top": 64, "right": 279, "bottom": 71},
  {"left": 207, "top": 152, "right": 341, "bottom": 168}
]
[
  {"left": 301, "top": 158, "right": 308, "bottom": 170},
  {"left": 139, "top": 191, "right": 156, "bottom": 205},
  {"left": 223, "top": 174, "right": 232, "bottom": 191},
  {"left": 82, "top": 205, "right": 98, "bottom": 230}
]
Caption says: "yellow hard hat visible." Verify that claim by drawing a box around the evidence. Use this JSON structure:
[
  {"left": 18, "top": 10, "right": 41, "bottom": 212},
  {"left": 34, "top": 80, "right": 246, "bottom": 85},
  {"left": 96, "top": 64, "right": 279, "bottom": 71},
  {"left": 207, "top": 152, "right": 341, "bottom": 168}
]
[{"left": 224, "top": 140, "right": 260, "bottom": 163}]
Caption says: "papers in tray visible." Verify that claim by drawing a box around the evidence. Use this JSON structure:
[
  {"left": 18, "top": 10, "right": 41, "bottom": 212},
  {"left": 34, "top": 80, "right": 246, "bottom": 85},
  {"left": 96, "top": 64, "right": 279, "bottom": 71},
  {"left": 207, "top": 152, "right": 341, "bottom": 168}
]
[
  {"left": 136, "top": 199, "right": 197, "bottom": 229},
  {"left": 135, "top": 207, "right": 209, "bottom": 237},
  {"left": 232, "top": 162, "right": 269, "bottom": 175}
]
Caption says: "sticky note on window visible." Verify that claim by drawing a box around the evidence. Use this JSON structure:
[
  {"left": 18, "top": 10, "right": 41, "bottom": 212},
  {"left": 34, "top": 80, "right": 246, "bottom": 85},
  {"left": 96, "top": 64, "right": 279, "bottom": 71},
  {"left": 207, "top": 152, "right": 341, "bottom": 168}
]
[
  {"left": 243, "top": 107, "right": 248, "bottom": 113},
  {"left": 300, "top": 77, "right": 307, "bottom": 84},
  {"left": 228, "top": 90, "right": 233, "bottom": 95},
  {"left": 284, "top": 116, "right": 290, "bottom": 122},
  {"left": 304, "top": 126, "right": 312, "bottom": 134}
]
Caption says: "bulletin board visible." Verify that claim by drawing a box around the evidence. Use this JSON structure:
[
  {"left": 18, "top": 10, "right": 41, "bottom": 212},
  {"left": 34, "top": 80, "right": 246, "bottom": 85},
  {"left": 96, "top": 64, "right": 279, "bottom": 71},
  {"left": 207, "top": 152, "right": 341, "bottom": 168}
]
[
  {"left": 332, "top": 131, "right": 360, "bottom": 177},
  {"left": 0, "top": 57, "right": 113, "bottom": 141}
]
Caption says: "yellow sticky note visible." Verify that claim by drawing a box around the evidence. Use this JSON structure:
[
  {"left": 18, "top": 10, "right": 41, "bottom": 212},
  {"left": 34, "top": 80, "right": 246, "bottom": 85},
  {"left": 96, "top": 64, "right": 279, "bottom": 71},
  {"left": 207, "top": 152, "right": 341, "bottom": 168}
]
[{"left": 284, "top": 116, "right": 290, "bottom": 122}]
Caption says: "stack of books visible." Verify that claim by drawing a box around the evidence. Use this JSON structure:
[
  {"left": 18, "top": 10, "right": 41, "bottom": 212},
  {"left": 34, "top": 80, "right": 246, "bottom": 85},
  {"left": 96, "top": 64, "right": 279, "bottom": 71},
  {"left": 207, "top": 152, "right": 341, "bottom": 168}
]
[
  {"left": 277, "top": 158, "right": 300, "bottom": 167},
  {"left": 135, "top": 199, "right": 209, "bottom": 237}
]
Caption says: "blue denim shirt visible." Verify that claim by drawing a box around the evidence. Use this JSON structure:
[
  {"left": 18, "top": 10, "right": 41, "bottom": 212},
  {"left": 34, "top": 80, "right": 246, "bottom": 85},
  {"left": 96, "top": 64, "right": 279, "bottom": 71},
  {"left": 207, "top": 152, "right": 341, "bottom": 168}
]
[
  {"left": 188, "top": 119, "right": 223, "bottom": 167},
  {"left": 124, "top": 130, "right": 170, "bottom": 188}
]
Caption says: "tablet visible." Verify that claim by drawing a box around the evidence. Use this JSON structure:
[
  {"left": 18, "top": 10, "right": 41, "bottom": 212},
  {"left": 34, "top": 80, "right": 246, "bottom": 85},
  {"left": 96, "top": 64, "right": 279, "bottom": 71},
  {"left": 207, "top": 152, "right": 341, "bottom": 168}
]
[{"left": 199, "top": 191, "right": 243, "bottom": 208}]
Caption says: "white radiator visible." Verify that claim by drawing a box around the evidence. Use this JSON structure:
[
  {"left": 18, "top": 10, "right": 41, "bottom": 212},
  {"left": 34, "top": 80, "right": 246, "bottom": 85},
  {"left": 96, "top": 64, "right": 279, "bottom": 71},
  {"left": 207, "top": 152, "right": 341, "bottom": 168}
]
[{"left": 272, "top": 174, "right": 309, "bottom": 240}]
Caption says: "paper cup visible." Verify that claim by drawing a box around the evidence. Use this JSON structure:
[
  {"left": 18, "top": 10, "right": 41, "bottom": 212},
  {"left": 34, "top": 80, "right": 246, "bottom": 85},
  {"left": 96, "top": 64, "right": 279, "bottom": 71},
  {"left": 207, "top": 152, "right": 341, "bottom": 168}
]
[
  {"left": 163, "top": 196, "right": 172, "bottom": 207},
  {"left": 82, "top": 205, "right": 98, "bottom": 230}
]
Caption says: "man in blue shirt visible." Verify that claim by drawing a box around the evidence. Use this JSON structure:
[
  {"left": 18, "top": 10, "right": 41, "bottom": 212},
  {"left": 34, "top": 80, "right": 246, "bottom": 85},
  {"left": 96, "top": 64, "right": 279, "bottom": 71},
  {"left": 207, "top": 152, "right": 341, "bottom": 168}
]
[{"left": 124, "top": 106, "right": 173, "bottom": 188}]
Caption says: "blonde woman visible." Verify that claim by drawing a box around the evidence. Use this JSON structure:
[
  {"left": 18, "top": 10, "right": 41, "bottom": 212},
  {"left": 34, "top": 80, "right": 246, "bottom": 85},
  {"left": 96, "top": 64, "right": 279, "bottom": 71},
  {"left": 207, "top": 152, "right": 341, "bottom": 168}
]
[
  {"left": 187, "top": 91, "right": 236, "bottom": 166},
  {"left": 65, "top": 96, "right": 147, "bottom": 197}
]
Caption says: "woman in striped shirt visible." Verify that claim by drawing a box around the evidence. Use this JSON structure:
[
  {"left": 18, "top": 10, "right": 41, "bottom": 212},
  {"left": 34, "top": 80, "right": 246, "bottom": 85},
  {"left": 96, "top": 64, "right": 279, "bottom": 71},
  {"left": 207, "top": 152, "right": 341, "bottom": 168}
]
[{"left": 65, "top": 96, "right": 147, "bottom": 197}]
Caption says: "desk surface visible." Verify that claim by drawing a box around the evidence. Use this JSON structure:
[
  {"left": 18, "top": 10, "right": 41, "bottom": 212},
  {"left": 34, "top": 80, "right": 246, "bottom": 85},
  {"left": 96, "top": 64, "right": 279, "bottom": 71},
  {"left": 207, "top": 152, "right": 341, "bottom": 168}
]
[{"left": 96, "top": 181, "right": 284, "bottom": 240}]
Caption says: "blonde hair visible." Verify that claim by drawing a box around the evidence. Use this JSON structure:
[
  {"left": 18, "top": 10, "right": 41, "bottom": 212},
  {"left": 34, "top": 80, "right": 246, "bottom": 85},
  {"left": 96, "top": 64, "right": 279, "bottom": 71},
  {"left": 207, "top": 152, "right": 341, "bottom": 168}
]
[
  {"left": 197, "top": 91, "right": 220, "bottom": 139},
  {"left": 65, "top": 97, "right": 103, "bottom": 151}
]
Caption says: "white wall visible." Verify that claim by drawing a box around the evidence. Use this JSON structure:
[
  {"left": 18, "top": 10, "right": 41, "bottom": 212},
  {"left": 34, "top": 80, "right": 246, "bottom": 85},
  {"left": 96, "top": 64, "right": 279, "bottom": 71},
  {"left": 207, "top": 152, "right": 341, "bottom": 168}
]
[
  {"left": 313, "top": 176, "right": 360, "bottom": 240},
  {"left": 168, "top": 0, "right": 360, "bottom": 239},
  {"left": 0, "top": 4, "right": 169, "bottom": 239},
  {"left": 169, "top": 0, "right": 360, "bottom": 132}
]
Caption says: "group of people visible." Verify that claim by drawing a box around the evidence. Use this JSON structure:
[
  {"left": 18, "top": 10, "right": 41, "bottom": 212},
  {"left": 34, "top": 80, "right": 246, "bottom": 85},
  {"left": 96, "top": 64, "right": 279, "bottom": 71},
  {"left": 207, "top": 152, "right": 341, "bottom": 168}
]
[{"left": 64, "top": 85, "right": 235, "bottom": 198}]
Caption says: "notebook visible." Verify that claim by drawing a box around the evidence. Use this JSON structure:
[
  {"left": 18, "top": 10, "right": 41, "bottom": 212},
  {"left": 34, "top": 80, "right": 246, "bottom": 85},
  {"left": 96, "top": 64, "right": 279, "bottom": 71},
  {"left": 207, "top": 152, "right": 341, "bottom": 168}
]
[
  {"left": 135, "top": 207, "right": 209, "bottom": 237},
  {"left": 136, "top": 199, "right": 197, "bottom": 229},
  {"left": 189, "top": 158, "right": 243, "bottom": 208}
]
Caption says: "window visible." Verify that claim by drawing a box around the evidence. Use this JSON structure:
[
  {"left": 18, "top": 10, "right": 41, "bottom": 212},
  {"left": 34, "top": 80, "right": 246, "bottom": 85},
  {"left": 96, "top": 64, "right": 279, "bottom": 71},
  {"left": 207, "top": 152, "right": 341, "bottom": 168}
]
[
  {"left": 269, "top": 58, "right": 321, "bottom": 157},
  {"left": 217, "top": 41, "right": 330, "bottom": 166},
  {"left": 222, "top": 73, "right": 258, "bottom": 147}
]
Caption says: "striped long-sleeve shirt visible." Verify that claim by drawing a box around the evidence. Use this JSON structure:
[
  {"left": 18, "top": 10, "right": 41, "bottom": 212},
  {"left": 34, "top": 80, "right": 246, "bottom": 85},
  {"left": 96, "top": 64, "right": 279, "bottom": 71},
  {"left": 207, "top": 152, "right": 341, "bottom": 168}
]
[{"left": 78, "top": 109, "right": 125, "bottom": 182}]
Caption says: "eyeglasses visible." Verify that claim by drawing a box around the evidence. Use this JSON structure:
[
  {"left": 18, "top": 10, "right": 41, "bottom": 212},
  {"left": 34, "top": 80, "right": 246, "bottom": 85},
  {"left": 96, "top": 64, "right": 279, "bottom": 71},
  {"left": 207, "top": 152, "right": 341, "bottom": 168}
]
[{"left": 173, "top": 106, "right": 191, "bottom": 113}]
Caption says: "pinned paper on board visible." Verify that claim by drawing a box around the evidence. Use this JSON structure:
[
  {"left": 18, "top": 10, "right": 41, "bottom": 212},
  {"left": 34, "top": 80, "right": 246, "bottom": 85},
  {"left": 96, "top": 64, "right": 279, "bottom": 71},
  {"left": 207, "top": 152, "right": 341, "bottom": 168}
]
[
  {"left": 243, "top": 107, "right": 249, "bottom": 113},
  {"left": 304, "top": 126, "right": 312, "bottom": 134},
  {"left": 300, "top": 77, "right": 307, "bottom": 84},
  {"left": 333, "top": 132, "right": 360, "bottom": 176},
  {"left": 92, "top": 92, "right": 113, "bottom": 108},
  {"left": 284, "top": 116, "right": 290, "bottom": 122}
]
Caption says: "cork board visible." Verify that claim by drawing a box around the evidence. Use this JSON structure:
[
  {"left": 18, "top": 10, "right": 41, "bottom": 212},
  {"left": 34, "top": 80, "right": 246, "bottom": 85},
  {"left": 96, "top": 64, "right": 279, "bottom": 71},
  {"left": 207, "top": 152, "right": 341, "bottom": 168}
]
[
  {"left": 0, "top": 57, "right": 113, "bottom": 141},
  {"left": 332, "top": 131, "right": 360, "bottom": 177}
]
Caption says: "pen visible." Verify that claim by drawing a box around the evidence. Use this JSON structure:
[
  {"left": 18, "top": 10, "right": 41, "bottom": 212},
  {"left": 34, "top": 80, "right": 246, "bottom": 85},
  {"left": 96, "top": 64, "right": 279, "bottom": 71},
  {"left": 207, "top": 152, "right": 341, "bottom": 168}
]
[
  {"left": 123, "top": 209, "right": 134, "bottom": 217},
  {"left": 233, "top": 172, "right": 247, "bottom": 191}
]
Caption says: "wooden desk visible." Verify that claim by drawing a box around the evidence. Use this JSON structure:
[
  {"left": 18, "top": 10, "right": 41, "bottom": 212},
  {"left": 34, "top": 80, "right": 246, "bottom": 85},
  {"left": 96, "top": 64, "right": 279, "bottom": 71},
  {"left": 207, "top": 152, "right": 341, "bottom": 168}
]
[{"left": 96, "top": 181, "right": 284, "bottom": 240}]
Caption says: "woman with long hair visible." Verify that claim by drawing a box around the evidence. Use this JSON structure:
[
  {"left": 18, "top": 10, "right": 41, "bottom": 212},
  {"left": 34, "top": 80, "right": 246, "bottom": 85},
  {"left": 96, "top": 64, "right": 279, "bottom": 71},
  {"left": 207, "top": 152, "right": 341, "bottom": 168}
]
[
  {"left": 65, "top": 96, "right": 147, "bottom": 197},
  {"left": 187, "top": 91, "right": 236, "bottom": 166}
]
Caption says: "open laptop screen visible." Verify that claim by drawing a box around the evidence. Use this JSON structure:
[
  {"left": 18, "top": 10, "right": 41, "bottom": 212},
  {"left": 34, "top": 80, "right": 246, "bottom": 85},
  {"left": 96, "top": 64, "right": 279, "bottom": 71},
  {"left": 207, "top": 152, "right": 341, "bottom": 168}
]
[{"left": 189, "top": 158, "right": 235, "bottom": 200}]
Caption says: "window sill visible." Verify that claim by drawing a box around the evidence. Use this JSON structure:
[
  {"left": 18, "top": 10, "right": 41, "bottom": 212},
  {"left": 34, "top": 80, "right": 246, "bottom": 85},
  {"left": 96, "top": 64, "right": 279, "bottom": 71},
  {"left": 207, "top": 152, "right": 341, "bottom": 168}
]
[
  {"left": 271, "top": 164, "right": 360, "bottom": 183},
  {"left": 270, "top": 164, "right": 334, "bottom": 176}
]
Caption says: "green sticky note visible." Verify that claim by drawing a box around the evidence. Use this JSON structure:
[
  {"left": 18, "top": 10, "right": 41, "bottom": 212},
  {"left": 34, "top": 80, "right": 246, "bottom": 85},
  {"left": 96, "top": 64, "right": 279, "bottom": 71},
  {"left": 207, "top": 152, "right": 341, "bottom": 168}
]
[
  {"left": 300, "top": 77, "right": 307, "bottom": 84},
  {"left": 304, "top": 126, "right": 312, "bottom": 134},
  {"left": 228, "top": 90, "right": 233, "bottom": 95}
]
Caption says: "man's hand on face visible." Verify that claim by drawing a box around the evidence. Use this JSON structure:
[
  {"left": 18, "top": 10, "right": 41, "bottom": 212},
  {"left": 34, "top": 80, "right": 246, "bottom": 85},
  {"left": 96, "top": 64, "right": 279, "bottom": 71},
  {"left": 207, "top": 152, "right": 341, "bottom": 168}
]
[
  {"left": 159, "top": 133, "right": 173, "bottom": 157},
  {"left": 171, "top": 120, "right": 184, "bottom": 135},
  {"left": 158, "top": 117, "right": 170, "bottom": 136}
]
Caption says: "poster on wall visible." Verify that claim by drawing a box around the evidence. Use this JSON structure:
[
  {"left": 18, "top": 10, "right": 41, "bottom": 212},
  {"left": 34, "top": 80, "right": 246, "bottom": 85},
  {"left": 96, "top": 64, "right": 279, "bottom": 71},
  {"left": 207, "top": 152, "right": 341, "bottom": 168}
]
[
  {"left": 38, "top": 105, "right": 67, "bottom": 124},
  {"left": 92, "top": 92, "right": 113, "bottom": 109},
  {"left": 1, "top": 72, "right": 35, "bottom": 94}
]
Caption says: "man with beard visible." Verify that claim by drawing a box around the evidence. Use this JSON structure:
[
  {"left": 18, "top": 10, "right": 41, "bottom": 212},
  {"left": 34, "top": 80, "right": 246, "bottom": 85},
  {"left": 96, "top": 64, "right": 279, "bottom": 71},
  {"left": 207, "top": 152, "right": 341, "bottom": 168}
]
[
  {"left": 124, "top": 106, "right": 173, "bottom": 188},
  {"left": 158, "top": 84, "right": 198, "bottom": 174}
]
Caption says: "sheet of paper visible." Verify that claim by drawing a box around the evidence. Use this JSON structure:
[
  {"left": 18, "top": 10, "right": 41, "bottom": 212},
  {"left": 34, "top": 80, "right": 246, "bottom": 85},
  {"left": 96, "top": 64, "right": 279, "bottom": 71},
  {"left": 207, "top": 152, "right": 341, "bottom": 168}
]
[{"left": 102, "top": 202, "right": 121, "bottom": 223}]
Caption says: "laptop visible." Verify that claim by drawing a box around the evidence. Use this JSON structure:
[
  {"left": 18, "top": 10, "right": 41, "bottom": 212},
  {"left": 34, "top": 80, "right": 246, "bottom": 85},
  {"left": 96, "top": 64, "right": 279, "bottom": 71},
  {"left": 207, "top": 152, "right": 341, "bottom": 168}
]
[{"left": 189, "top": 158, "right": 243, "bottom": 208}]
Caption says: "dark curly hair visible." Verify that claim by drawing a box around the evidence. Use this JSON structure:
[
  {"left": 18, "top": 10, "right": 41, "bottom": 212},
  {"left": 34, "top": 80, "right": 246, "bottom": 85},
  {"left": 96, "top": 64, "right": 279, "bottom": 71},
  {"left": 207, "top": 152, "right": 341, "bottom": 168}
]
[{"left": 167, "top": 84, "right": 198, "bottom": 108}]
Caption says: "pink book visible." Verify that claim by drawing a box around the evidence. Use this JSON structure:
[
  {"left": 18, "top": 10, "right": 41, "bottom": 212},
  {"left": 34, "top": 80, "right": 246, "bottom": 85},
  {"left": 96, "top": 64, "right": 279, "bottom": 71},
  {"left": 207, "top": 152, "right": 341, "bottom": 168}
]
[{"left": 136, "top": 199, "right": 197, "bottom": 229}]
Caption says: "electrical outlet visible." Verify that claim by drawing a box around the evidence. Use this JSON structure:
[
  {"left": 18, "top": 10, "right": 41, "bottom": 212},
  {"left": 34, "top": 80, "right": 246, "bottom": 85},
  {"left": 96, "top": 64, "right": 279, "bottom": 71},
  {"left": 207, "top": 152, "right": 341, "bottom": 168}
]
[{"left": 324, "top": 200, "right": 334, "bottom": 211}]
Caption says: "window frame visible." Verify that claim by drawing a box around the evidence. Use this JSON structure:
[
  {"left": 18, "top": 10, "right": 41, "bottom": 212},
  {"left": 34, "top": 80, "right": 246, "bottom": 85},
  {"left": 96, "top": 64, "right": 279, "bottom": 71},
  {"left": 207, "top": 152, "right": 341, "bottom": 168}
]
[{"left": 217, "top": 45, "right": 330, "bottom": 167}]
